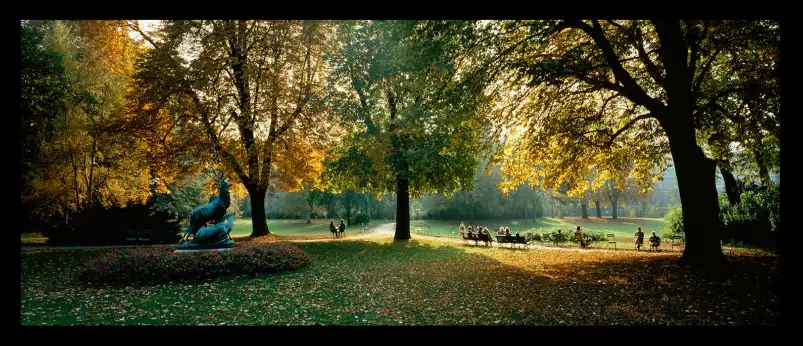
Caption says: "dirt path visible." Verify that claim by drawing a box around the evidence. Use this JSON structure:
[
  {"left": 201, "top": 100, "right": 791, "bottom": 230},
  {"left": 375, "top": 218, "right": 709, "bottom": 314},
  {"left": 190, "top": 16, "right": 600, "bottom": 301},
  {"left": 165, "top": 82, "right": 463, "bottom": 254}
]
[{"left": 20, "top": 223, "right": 396, "bottom": 252}]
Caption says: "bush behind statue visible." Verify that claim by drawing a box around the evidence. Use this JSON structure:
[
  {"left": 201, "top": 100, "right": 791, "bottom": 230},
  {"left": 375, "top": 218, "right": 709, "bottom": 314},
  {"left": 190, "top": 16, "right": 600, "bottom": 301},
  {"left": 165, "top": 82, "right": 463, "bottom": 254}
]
[
  {"left": 78, "top": 242, "right": 310, "bottom": 284},
  {"left": 42, "top": 201, "right": 182, "bottom": 246}
]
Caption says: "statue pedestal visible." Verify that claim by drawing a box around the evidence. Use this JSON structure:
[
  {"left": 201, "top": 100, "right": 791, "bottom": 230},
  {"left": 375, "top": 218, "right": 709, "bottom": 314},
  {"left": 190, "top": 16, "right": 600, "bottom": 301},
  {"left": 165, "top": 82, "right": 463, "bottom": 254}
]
[{"left": 173, "top": 248, "right": 233, "bottom": 254}]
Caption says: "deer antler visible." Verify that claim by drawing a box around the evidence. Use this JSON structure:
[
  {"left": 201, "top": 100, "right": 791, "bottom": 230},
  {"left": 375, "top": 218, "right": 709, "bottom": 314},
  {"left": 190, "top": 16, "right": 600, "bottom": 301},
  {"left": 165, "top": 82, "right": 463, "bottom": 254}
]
[{"left": 202, "top": 168, "right": 222, "bottom": 182}]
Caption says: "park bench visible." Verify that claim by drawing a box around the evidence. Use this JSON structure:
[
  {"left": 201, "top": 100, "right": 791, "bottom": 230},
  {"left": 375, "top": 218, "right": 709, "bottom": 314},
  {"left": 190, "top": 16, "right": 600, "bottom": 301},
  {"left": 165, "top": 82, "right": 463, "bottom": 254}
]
[
  {"left": 496, "top": 235, "right": 528, "bottom": 249},
  {"left": 670, "top": 235, "right": 684, "bottom": 251},
  {"left": 607, "top": 233, "right": 617, "bottom": 250},
  {"left": 461, "top": 232, "right": 493, "bottom": 246},
  {"left": 126, "top": 229, "right": 153, "bottom": 244}
]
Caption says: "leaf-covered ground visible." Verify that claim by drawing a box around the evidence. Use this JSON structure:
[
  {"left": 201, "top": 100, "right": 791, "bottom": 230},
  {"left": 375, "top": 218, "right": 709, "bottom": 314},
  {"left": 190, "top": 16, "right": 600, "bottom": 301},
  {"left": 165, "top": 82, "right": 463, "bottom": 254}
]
[{"left": 20, "top": 237, "right": 778, "bottom": 326}]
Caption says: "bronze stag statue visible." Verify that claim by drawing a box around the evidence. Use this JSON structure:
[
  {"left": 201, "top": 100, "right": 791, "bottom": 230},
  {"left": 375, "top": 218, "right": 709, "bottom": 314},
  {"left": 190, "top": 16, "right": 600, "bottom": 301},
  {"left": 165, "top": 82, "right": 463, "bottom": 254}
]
[{"left": 178, "top": 169, "right": 236, "bottom": 250}]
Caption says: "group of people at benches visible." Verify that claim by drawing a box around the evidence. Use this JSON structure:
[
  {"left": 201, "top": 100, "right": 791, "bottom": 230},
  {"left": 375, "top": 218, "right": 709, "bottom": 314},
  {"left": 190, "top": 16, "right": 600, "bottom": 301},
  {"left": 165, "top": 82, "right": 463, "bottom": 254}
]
[
  {"left": 329, "top": 219, "right": 347, "bottom": 238},
  {"left": 634, "top": 226, "right": 662, "bottom": 251},
  {"left": 458, "top": 223, "right": 525, "bottom": 246}
]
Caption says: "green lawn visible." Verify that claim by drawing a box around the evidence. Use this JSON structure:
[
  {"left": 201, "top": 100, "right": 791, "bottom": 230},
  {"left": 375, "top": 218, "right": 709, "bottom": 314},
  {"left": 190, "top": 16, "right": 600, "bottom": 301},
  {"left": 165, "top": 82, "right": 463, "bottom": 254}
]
[{"left": 20, "top": 236, "right": 779, "bottom": 326}]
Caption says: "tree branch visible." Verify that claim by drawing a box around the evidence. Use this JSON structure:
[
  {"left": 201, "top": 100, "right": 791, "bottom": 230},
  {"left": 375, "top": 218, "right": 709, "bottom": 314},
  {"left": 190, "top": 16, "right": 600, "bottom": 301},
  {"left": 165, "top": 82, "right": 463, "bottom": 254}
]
[
  {"left": 692, "top": 45, "right": 722, "bottom": 100},
  {"left": 687, "top": 21, "right": 709, "bottom": 84},
  {"left": 604, "top": 113, "right": 653, "bottom": 148},
  {"left": 630, "top": 27, "right": 665, "bottom": 86},
  {"left": 567, "top": 20, "right": 664, "bottom": 112},
  {"left": 187, "top": 90, "right": 250, "bottom": 185}
]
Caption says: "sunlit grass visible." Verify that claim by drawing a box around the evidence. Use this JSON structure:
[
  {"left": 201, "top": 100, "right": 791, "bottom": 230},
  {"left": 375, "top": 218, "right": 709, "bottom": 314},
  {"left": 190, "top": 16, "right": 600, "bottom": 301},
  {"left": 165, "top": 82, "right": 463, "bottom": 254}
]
[{"left": 21, "top": 233, "right": 48, "bottom": 245}]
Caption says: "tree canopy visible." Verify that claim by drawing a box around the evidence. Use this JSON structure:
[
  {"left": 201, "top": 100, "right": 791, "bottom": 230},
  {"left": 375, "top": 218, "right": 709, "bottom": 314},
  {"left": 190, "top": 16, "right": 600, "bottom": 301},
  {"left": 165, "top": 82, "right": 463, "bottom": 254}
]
[{"left": 324, "top": 20, "right": 492, "bottom": 239}]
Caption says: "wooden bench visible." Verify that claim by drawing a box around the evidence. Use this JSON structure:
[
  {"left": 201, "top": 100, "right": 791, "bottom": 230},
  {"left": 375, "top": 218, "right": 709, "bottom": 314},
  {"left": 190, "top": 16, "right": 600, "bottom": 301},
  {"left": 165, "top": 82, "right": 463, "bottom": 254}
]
[
  {"left": 496, "top": 235, "right": 528, "bottom": 248},
  {"left": 126, "top": 229, "right": 153, "bottom": 244},
  {"left": 461, "top": 233, "right": 493, "bottom": 246}
]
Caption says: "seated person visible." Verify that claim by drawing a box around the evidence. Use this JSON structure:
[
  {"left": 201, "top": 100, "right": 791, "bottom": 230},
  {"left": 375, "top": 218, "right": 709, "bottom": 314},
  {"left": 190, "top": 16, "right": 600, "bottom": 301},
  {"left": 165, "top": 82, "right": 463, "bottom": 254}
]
[
  {"left": 466, "top": 227, "right": 475, "bottom": 240},
  {"left": 574, "top": 226, "right": 587, "bottom": 248},
  {"left": 649, "top": 231, "right": 661, "bottom": 250},
  {"left": 479, "top": 227, "right": 491, "bottom": 245},
  {"left": 497, "top": 227, "right": 505, "bottom": 236},
  {"left": 515, "top": 232, "right": 524, "bottom": 241},
  {"left": 459, "top": 222, "right": 466, "bottom": 236},
  {"left": 504, "top": 227, "right": 512, "bottom": 240}
]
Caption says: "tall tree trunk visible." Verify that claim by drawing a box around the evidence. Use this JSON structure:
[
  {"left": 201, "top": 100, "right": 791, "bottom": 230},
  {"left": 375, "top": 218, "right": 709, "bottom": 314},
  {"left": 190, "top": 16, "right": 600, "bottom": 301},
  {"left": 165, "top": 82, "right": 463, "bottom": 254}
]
[
  {"left": 719, "top": 165, "right": 741, "bottom": 206},
  {"left": 595, "top": 200, "right": 602, "bottom": 218},
  {"left": 344, "top": 192, "right": 352, "bottom": 226},
  {"left": 551, "top": 198, "right": 555, "bottom": 219},
  {"left": 651, "top": 20, "right": 725, "bottom": 268},
  {"left": 611, "top": 198, "right": 618, "bottom": 219},
  {"left": 248, "top": 187, "right": 270, "bottom": 237},
  {"left": 581, "top": 201, "right": 589, "bottom": 219},
  {"left": 524, "top": 203, "right": 528, "bottom": 222},
  {"left": 67, "top": 141, "right": 81, "bottom": 210},
  {"left": 754, "top": 148, "right": 772, "bottom": 188},
  {"left": 307, "top": 202, "right": 313, "bottom": 224},
  {"left": 87, "top": 137, "right": 97, "bottom": 205},
  {"left": 395, "top": 176, "right": 411, "bottom": 240},
  {"left": 660, "top": 115, "right": 725, "bottom": 267}
]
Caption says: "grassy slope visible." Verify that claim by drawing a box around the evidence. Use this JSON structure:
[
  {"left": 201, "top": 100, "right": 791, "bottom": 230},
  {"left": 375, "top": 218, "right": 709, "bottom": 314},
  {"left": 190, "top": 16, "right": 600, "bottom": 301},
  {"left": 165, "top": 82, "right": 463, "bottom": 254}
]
[{"left": 21, "top": 237, "right": 778, "bottom": 326}]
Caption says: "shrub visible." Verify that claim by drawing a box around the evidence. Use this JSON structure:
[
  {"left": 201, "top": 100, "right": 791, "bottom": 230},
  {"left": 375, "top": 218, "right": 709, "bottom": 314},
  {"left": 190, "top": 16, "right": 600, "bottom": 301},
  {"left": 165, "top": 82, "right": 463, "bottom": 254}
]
[
  {"left": 78, "top": 242, "right": 310, "bottom": 284},
  {"left": 540, "top": 230, "right": 567, "bottom": 244},
  {"left": 662, "top": 206, "right": 684, "bottom": 238},
  {"left": 720, "top": 184, "right": 779, "bottom": 247},
  {"left": 43, "top": 201, "right": 182, "bottom": 246},
  {"left": 589, "top": 233, "right": 606, "bottom": 241},
  {"left": 352, "top": 213, "right": 371, "bottom": 226},
  {"left": 522, "top": 231, "right": 542, "bottom": 242}
]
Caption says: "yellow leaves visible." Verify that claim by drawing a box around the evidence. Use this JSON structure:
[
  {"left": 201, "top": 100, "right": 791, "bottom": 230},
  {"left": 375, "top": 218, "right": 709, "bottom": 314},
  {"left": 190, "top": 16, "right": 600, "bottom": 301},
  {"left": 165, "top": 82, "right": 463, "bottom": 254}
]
[{"left": 271, "top": 133, "right": 328, "bottom": 193}]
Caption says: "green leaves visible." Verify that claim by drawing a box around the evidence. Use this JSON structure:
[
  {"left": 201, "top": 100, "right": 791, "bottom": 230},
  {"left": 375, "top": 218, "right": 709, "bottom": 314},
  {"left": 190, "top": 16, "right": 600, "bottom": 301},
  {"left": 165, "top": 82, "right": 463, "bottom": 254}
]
[{"left": 326, "top": 21, "right": 489, "bottom": 200}]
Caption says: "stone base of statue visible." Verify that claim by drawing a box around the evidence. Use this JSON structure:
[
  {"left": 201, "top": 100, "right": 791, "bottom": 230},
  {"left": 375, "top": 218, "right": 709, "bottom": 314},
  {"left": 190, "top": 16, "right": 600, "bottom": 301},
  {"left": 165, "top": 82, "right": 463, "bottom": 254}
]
[
  {"left": 177, "top": 237, "right": 235, "bottom": 250},
  {"left": 174, "top": 247, "right": 234, "bottom": 253}
]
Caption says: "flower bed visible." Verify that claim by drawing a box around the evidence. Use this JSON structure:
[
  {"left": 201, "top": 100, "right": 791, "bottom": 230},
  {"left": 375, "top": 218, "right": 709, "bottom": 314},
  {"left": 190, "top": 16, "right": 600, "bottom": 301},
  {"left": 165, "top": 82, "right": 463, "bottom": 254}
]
[{"left": 78, "top": 242, "right": 310, "bottom": 284}]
